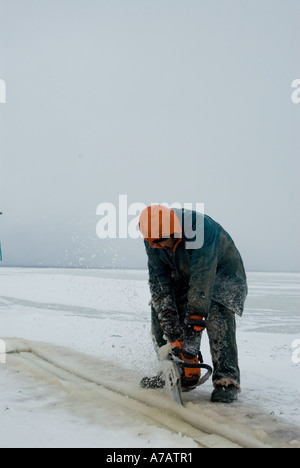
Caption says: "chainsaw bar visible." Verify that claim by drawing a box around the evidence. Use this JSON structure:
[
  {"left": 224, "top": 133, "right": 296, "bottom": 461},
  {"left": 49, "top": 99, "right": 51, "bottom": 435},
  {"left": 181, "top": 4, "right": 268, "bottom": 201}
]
[{"left": 161, "top": 360, "right": 184, "bottom": 406}]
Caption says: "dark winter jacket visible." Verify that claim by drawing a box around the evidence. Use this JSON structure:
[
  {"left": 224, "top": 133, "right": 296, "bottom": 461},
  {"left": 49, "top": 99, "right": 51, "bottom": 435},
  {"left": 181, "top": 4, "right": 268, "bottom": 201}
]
[{"left": 145, "top": 209, "right": 248, "bottom": 319}]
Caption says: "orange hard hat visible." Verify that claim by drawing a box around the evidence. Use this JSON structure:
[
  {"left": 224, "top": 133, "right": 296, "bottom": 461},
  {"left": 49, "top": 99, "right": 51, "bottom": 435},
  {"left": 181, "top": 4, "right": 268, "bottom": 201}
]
[{"left": 139, "top": 205, "right": 182, "bottom": 251}]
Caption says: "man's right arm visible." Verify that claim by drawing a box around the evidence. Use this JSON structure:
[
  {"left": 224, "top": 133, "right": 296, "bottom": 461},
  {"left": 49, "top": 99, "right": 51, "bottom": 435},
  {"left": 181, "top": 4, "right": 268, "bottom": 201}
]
[{"left": 146, "top": 243, "right": 181, "bottom": 342}]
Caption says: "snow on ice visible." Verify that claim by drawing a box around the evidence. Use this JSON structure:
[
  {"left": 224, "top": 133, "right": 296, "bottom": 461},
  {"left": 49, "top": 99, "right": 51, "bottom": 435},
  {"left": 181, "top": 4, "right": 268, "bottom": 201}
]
[{"left": 0, "top": 268, "right": 299, "bottom": 448}]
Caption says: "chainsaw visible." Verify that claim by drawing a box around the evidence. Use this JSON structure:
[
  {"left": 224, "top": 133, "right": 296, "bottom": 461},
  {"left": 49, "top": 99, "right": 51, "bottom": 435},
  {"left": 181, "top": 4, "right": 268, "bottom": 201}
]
[{"left": 161, "top": 356, "right": 213, "bottom": 406}]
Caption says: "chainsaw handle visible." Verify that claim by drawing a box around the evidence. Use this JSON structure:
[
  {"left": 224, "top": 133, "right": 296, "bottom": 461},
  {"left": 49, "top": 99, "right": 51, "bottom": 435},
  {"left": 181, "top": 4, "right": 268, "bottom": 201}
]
[
  {"left": 197, "top": 364, "right": 213, "bottom": 386},
  {"left": 176, "top": 361, "right": 213, "bottom": 387}
]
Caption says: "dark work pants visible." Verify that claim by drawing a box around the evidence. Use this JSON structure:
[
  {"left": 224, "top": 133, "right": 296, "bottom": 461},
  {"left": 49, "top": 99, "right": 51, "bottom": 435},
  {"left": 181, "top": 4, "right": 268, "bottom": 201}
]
[{"left": 151, "top": 300, "right": 241, "bottom": 390}]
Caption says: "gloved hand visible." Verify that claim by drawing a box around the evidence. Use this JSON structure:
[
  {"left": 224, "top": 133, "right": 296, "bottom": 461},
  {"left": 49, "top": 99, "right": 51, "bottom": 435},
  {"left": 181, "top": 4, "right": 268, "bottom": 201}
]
[
  {"left": 180, "top": 354, "right": 202, "bottom": 388},
  {"left": 170, "top": 339, "right": 183, "bottom": 358},
  {"left": 170, "top": 339, "right": 202, "bottom": 388},
  {"left": 182, "top": 313, "right": 206, "bottom": 359}
]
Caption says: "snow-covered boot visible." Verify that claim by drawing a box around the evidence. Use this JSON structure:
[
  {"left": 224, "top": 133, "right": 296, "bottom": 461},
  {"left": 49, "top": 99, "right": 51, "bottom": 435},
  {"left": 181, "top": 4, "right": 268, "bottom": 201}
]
[
  {"left": 211, "top": 384, "right": 238, "bottom": 403},
  {"left": 140, "top": 372, "right": 165, "bottom": 389}
]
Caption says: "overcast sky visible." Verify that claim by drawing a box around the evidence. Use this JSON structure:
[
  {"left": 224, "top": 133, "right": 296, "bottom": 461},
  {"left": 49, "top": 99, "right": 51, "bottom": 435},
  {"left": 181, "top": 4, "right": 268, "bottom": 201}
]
[{"left": 0, "top": 0, "right": 299, "bottom": 271}]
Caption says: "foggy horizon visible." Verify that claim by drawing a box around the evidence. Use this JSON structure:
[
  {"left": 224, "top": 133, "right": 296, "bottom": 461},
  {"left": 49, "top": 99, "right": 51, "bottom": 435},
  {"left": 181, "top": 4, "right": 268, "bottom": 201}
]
[{"left": 1, "top": 0, "right": 299, "bottom": 273}]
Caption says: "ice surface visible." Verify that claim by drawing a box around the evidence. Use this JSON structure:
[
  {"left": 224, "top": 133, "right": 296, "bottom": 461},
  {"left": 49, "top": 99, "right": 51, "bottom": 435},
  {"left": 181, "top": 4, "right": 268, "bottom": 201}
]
[{"left": 0, "top": 268, "right": 299, "bottom": 448}]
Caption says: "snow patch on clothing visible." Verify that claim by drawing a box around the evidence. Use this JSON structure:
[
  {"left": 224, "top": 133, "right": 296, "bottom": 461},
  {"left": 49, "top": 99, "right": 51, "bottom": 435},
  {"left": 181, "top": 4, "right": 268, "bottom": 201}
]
[{"left": 214, "top": 379, "right": 241, "bottom": 392}]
